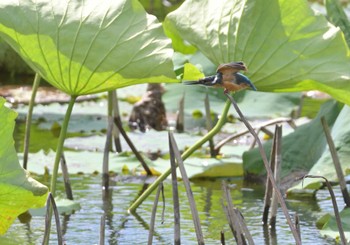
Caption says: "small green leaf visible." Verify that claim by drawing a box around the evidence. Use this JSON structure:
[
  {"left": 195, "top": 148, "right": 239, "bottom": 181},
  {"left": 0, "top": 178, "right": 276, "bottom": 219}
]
[
  {"left": 0, "top": 0, "right": 177, "bottom": 96},
  {"left": 0, "top": 97, "right": 48, "bottom": 235},
  {"left": 183, "top": 63, "right": 205, "bottom": 80}
]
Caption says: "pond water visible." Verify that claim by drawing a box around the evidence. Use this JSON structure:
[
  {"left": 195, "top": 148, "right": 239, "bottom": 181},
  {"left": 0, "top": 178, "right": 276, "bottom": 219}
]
[
  {"left": 1, "top": 93, "right": 343, "bottom": 244},
  {"left": 1, "top": 173, "right": 342, "bottom": 244}
]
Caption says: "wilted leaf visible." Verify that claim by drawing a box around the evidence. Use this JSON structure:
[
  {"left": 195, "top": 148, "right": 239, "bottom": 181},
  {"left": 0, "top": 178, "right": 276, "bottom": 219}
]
[
  {"left": 243, "top": 100, "right": 343, "bottom": 179},
  {"left": 166, "top": 0, "right": 350, "bottom": 104},
  {"left": 0, "top": 97, "right": 48, "bottom": 235},
  {"left": 289, "top": 105, "right": 350, "bottom": 192},
  {"left": 0, "top": 0, "right": 177, "bottom": 96}
]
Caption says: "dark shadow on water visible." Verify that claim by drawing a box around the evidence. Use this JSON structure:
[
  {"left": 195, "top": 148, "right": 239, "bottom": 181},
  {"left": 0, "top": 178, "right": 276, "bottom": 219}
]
[
  {"left": 61, "top": 214, "right": 71, "bottom": 238},
  {"left": 18, "top": 211, "right": 34, "bottom": 245},
  {"left": 128, "top": 181, "right": 168, "bottom": 244}
]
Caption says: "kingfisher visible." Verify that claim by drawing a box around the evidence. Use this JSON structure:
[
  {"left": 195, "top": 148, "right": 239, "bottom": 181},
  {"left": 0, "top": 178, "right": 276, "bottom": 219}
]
[{"left": 184, "top": 61, "right": 257, "bottom": 93}]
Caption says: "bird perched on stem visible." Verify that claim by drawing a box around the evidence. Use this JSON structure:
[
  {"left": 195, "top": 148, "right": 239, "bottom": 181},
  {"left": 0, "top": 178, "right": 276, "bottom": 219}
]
[{"left": 184, "top": 61, "right": 256, "bottom": 93}]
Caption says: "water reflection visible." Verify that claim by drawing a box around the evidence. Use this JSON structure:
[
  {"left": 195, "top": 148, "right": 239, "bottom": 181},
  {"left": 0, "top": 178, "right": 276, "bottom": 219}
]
[
  {"left": 1, "top": 175, "right": 338, "bottom": 245},
  {"left": 102, "top": 188, "right": 116, "bottom": 244},
  {"left": 61, "top": 214, "right": 71, "bottom": 238}
]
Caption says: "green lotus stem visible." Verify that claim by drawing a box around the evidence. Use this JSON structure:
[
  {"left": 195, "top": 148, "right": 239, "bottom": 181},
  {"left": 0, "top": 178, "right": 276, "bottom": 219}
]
[
  {"left": 50, "top": 95, "right": 77, "bottom": 196},
  {"left": 108, "top": 90, "right": 113, "bottom": 116},
  {"left": 43, "top": 95, "right": 76, "bottom": 245},
  {"left": 107, "top": 90, "right": 113, "bottom": 151},
  {"left": 128, "top": 99, "right": 231, "bottom": 213},
  {"left": 23, "top": 73, "right": 41, "bottom": 169}
]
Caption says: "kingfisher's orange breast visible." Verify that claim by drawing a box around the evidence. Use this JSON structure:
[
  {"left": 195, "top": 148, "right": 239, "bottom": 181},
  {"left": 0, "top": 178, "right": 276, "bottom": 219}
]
[{"left": 222, "top": 81, "right": 249, "bottom": 91}]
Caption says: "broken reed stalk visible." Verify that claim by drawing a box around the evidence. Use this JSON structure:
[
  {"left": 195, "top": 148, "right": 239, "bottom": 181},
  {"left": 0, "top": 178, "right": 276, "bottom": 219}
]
[
  {"left": 260, "top": 127, "right": 274, "bottom": 138},
  {"left": 176, "top": 92, "right": 185, "bottom": 132},
  {"left": 269, "top": 173, "right": 279, "bottom": 227},
  {"left": 321, "top": 116, "right": 350, "bottom": 207},
  {"left": 100, "top": 215, "right": 105, "bottom": 245},
  {"left": 303, "top": 175, "right": 346, "bottom": 245},
  {"left": 43, "top": 193, "right": 63, "bottom": 245},
  {"left": 251, "top": 127, "right": 274, "bottom": 149},
  {"left": 23, "top": 73, "right": 41, "bottom": 169},
  {"left": 102, "top": 116, "right": 114, "bottom": 190},
  {"left": 262, "top": 223, "right": 270, "bottom": 244},
  {"left": 160, "top": 184, "right": 166, "bottom": 224},
  {"left": 294, "top": 213, "right": 301, "bottom": 242},
  {"left": 148, "top": 183, "right": 163, "bottom": 245},
  {"left": 221, "top": 200, "right": 243, "bottom": 245},
  {"left": 60, "top": 152, "right": 73, "bottom": 200},
  {"left": 234, "top": 209, "right": 254, "bottom": 245},
  {"left": 222, "top": 181, "right": 253, "bottom": 245},
  {"left": 225, "top": 93, "right": 301, "bottom": 245},
  {"left": 249, "top": 128, "right": 261, "bottom": 150},
  {"left": 112, "top": 90, "right": 122, "bottom": 152},
  {"left": 220, "top": 230, "right": 225, "bottom": 245},
  {"left": 262, "top": 126, "right": 280, "bottom": 225},
  {"left": 113, "top": 116, "right": 152, "bottom": 175},
  {"left": 269, "top": 126, "right": 282, "bottom": 227},
  {"left": 204, "top": 92, "right": 216, "bottom": 157},
  {"left": 222, "top": 182, "right": 241, "bottom": 243},
  {"left": 169, "top": 132, "right": 205, "bottom": 245},
  {"left": 169, "top": 134, "right": 181, "bottom": 244},
  {"left": 270, "top": 224, "right": 277, "bottom": 244},
  {"left": 128, "top": 100, "right": 231, "bottom": 212}
]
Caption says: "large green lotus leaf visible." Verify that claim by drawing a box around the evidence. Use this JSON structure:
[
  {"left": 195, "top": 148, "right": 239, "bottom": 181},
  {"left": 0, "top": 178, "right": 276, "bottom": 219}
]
[
  {"left": 0, "top": 0, "right": 177, "bottom": 96},
  {"left": 0, "top": 97, "right": 48, "bottom": 235},
  {"left": 63, "top": 129, "right": 204, "bottom": 154},
  {"left": 182, "top": 156, "right": 244, "bottom": 179},
  {"left": 289, "top": 105, "right": 350, "bottom": 192},
  {"left": 30, "top": 197, "right": 81, "bottom": 216},
  {"left": 19, "top": 150, "right": 142, "bottom": 175},
  {"left": 22, "top": 145, "right": 246, "bottom": 179},
  {"left": 163, "top": 19, "right": 197, "bottom": 54},
  {"left": 243, "top": 100, "right": 343, "bottom": 180},
  {"left": 172, "top": 50, "right": 217, "bottom": 80},
  {"left": 166, "top": 0, "right": 350, "bottom": 105}
]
